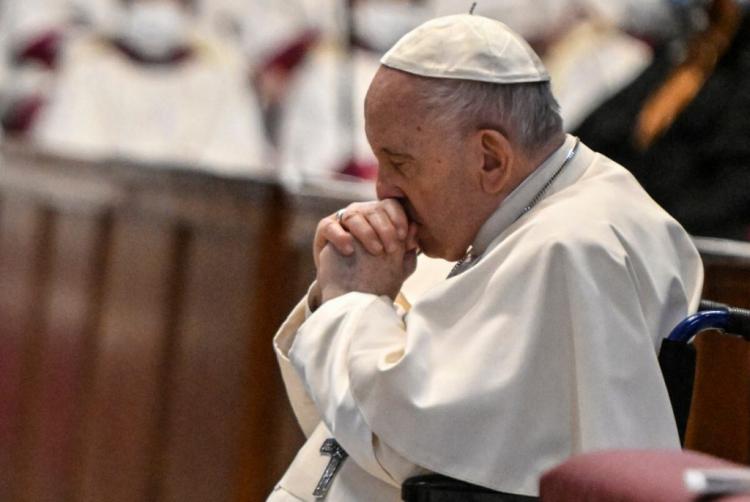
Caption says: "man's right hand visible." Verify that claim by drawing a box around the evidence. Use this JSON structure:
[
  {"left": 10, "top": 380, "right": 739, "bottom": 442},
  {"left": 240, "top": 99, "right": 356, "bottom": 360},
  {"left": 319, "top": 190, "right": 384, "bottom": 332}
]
[{"left": 313, "top": 199, "right": 415, "bottom": 268}]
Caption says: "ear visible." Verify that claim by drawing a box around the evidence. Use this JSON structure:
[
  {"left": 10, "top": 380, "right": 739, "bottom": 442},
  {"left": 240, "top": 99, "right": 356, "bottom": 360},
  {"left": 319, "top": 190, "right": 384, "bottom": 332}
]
[{"left": 477, "top": 129, "right": 513, "bottom": 195}]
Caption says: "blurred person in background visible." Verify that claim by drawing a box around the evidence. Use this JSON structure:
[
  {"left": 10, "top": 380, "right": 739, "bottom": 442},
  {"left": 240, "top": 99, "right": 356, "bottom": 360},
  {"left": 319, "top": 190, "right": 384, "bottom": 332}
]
[
  {"left": 0, "top": 0, "right": 113, "bottom": 136},
  {"left": 434, "top": 0, "right": 675, "bottom": 131},
  {"left": 240, "top": 0, "right": 321, "bottom": 139},
  {"left": 30, "top": 0, "right": 268, "bottom": 175},
  {"left": 575, "top": 0, "right": 750, "bottom": 240},
  {"left": 193, "top": 0, "right": 320, "bottom": 120},
  {"left": 0, "top": 0, "right": 63, "bottom": 136},
  {"left": 276, "top": 0, "right": 431, "bottom": 190}
]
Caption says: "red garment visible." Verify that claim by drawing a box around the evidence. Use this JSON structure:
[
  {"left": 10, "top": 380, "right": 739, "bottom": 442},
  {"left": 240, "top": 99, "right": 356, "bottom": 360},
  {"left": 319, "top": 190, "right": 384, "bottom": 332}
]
[
  {"left": 14, "top": 30, "right": 62, "bottom": 69},
  {"left": 1, "top": 94, "right": 45, "bottom": 135}
]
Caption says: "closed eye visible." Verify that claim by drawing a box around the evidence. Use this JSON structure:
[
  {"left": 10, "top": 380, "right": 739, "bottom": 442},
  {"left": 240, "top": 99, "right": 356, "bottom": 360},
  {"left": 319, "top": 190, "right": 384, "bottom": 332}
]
[
  {"left": 381, "top": 148, "right": 414, "bottom": 174},
  {"left": 389, "top": 159, "right": 414, "bottom": 177}
]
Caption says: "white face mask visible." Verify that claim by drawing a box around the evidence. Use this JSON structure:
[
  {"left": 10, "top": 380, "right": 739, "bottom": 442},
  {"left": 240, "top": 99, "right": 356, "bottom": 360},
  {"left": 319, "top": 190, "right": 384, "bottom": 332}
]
[
  {"left": 352, "top": 1, "right": 431, "bottom": 53},
  {"left": 119, "top": 2, "right": 189, "bottom": 59}
]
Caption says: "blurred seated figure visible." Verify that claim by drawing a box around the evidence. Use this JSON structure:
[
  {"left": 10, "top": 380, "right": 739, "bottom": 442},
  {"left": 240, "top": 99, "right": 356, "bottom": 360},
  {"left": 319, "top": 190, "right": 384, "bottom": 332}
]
[
  {"left": 0, "top": 0, "right": 69, "bottom": 73},
  {"left": 276, "top": 0, "right": 431, "bottom": 189},
  {"left": 433, "top": 0, "right": 675, "bottom": 131},
  {"left": 192, "top": 0, "right": 319, "bottom": 109},
  {"left": 0, "top": 0, "right": 82, "bottom": 136},
  {"left": 32, "top": 0, "right": 268, "bottom": 175},
  {"left": 239, "top": 0, "right": 320, "bottom": 139},
  {"left": 575, "top": 0, "right": 750, "bottom": 240}
]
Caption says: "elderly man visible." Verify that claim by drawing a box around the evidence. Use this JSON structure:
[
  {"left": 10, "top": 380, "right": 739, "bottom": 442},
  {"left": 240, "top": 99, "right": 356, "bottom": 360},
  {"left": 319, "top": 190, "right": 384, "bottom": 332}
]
[{"left": 269, "top": 14, "right": 703, "bottom": 501}]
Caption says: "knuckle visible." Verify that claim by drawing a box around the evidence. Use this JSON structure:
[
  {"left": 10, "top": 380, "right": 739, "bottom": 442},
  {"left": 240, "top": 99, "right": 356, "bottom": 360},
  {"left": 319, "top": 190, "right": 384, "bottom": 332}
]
[
  {"left": 347, "top": 202, "right": 367, "bottom": 213},
  {"left": 319, "top": 215, "right": 336, "bottom": 229}
]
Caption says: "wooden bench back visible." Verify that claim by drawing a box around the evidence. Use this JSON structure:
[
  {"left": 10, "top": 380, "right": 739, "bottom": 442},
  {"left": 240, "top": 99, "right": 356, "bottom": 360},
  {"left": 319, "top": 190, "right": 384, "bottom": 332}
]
[
  {"left": 695, "top": 237, "right": 750, "bottom": 309},
  {"left": 0, "top": 144, "right": 329, "bottom": 501}
]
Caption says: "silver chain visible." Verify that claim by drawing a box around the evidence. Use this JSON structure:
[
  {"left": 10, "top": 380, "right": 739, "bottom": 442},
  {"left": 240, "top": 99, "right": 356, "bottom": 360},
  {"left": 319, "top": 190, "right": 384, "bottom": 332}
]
[{"left": 516, "top": 137, "right": 580, "bottom": 221}]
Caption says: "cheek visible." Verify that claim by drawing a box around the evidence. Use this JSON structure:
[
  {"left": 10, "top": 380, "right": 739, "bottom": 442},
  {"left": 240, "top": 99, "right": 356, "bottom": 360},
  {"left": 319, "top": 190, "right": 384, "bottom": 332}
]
[{"left": 414, "top": 195, "right": 452, "bottom": 240}]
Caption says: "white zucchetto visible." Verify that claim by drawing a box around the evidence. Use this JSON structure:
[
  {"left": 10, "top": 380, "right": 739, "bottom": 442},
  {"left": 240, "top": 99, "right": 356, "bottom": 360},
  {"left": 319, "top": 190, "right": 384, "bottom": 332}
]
[{"left": 380, "top": 14, "right": 549, "bottom": 84}]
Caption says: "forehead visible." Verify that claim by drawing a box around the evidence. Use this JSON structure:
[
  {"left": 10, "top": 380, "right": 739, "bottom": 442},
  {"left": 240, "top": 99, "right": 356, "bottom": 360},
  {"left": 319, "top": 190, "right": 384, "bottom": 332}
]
[
  {"left": 366, "top": 68, "right": 426, "bottom": 117},
  {"left": 365, "top": 68, "right": 430, "bottom": 148}
]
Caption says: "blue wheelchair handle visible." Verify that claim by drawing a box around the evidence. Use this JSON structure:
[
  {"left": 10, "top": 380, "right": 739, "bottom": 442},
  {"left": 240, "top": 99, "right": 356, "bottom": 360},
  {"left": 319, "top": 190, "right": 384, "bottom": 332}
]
[{"left": 667, "top": 310, "right": 729, "bottom": 343}]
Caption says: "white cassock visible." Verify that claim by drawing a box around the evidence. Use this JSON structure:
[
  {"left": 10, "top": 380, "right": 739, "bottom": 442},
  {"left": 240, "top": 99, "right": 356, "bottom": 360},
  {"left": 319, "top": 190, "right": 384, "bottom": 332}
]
[
  {"left": 278, "top": 45, "right": 380, "bottom": 188},
  {"left": 33, "top": 31, "right": 268, "bottom": 176},
  {"left": 276, "top": 0, "right": 432, "bottom": 188},
  {"left": 235, "top": 0, "right": 316, "bottom": 69},
  {"left": 268, "top": 135, "right": 704, "bottom": 500}
]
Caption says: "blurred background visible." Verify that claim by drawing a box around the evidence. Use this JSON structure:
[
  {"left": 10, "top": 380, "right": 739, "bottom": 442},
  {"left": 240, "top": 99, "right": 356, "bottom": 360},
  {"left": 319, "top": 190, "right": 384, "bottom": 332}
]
[{"left": 0, "top": 0, "right": 749, "bottom": 500}]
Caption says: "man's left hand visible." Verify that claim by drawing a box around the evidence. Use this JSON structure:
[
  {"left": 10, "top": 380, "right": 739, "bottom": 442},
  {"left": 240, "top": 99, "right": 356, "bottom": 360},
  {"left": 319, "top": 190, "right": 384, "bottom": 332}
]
[{"left": 317, "top": 229, "right": 418, "bottom": 304}]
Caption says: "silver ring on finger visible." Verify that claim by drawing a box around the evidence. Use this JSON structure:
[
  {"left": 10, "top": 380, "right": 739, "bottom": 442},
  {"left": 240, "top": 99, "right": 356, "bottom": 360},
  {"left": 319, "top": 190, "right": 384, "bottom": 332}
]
[{"left": 336, "top": 208, "right": 346, "bottom": 223}]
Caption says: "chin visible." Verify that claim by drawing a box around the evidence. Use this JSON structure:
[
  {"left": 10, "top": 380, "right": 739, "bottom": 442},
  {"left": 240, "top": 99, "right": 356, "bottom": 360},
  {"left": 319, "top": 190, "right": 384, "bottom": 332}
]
[{"left": 443, "top": 250, "right": 468, "bottom": 261}]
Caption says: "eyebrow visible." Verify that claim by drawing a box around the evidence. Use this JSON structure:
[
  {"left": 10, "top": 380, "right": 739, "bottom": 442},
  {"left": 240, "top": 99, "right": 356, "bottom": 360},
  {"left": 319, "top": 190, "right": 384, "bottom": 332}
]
[{"left": 382, "top": 148, "right": 414, "bottom": 159}]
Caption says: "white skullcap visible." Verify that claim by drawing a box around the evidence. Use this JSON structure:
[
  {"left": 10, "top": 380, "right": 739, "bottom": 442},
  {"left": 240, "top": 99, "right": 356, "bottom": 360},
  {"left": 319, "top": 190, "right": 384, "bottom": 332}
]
[{"left": 380, "top": 14, "right": 549, "bottom": 84}]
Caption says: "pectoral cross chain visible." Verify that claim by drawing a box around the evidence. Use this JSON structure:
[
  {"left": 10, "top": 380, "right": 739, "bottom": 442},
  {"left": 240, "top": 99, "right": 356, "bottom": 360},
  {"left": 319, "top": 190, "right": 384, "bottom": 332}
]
[{"left": 313, "top": 438, "right": 348, "bottom": 499}]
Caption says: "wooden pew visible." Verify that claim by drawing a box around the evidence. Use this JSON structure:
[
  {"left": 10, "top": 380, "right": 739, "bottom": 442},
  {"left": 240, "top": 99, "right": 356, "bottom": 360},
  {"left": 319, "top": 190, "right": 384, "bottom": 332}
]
[
  {"left": 694, "top": 236, "right": 750, "bottom": 309},
  {"left": 0, "top": 143, "right": 359, "bottom": 501}
]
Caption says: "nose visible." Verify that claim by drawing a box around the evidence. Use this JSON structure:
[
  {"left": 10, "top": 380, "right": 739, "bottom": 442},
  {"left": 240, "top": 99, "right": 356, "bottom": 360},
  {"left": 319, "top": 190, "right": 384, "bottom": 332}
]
[{"left": 375, "top": 170, "right": 404, "bottom": 200}]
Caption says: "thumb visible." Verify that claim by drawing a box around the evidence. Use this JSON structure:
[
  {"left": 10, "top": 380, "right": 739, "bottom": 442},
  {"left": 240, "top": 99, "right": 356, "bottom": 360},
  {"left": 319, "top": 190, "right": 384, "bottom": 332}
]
[
  {"left": 405, "top": 222, "right": 419, "bottom": 252},
  {"left": 402, "top": 249, "right": 418, "bottom": 278}
]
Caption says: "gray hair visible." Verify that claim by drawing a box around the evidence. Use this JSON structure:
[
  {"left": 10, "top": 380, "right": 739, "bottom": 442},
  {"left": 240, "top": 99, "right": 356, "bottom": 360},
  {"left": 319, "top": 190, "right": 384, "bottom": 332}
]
[{"left": 414, "top": 77, "right": 563, "bottom": 152}]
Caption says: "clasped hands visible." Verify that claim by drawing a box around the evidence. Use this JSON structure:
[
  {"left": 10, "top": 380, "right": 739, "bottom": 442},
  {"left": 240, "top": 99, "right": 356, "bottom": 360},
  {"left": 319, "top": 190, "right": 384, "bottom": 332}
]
[{"left": 309, "top": 199, "right": 419, "bottom": 309}]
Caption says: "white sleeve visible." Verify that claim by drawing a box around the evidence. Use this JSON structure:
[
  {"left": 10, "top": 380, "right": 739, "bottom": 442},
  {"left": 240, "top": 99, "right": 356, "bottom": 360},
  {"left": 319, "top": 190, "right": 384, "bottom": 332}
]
[
  {"left": 200, "top": 69, "right": 269, "bottom": 173},
  {"left": 277, "top": 54, "right": 344, "bottom": 186},
  {"left": 285, "top": 292, "right": 429, "bottom": 487},
  {"left": 273, "top": 295, "right": 321, "bottom": 438},
  {"left": 33, "top": 41, "right": 110, "bottom": 159}
]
